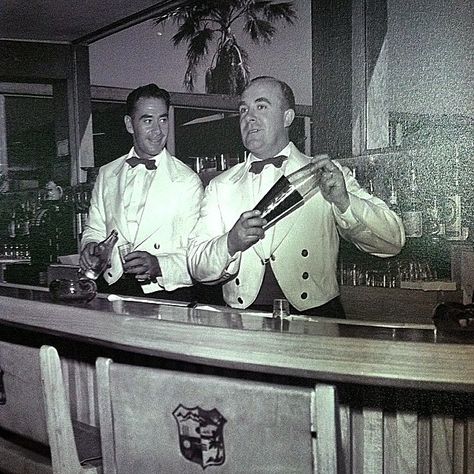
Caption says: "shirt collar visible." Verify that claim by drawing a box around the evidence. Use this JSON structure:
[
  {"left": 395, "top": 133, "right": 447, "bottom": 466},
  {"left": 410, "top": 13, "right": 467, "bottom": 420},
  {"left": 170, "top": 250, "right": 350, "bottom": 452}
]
[
  {"left": 123, "top": 147, "right": 167, "bottom": 173},
  {"left": 247, "top": 142, "right": 292, "bottom": 164}
]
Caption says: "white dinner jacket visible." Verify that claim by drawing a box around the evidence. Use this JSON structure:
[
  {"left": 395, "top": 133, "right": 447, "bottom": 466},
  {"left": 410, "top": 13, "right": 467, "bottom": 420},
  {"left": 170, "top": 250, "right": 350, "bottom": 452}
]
[
  {"left": 188, "top": 143, "right": 405, "bottom": 310},
  {"left": 82, "top": 148, "right": 203, "bottom": 293}
]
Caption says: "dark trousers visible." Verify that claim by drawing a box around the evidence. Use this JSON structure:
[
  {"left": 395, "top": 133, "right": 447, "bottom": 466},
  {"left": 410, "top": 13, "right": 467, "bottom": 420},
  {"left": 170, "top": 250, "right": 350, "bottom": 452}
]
[
  {"left": 250, "top": 296, "right": 346, "bottom": 319},
  {"left": 99, "top": 274, "right": 194, "bottom": 303}
]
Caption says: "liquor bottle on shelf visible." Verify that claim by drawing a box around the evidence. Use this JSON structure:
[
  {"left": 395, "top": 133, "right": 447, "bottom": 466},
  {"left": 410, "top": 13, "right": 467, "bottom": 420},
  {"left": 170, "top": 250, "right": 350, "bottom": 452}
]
[
  {"left": 388, "top": 178, "right": 401, "bottom": 215},
  {"left": 401, "top": 162, "right": 423, "bottom": 238},
  {"left": 17, "top": 203, "right": 30, "bottom": 237},
  {"left": 443, "top": 145, "right": 463, "bottom": 240},
  {"left": 7, "top": 209, "right": 16, "bottom": 239},
  {"left": 253, "top": 163, "right": 322, "bottom": 230},
  {"left": 81, "top": 229, "right": 119, "bottom": 280},
  {"left": 424, "top": 195, "right": 443, "bottom": 238}
]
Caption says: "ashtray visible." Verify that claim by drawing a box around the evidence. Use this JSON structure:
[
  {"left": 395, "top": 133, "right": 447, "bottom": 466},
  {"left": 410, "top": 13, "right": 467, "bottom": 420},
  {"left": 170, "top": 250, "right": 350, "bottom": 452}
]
[{"left": 49, "top": 278, "right": 97, "bottom": 303}]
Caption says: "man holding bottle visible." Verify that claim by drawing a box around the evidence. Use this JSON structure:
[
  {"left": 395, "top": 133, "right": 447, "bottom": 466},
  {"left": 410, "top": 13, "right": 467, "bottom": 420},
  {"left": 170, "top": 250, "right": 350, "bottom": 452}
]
[
  {"left": 80, "top": 83, "right": 203, "bottom": 300},
  {"left": 187, "top": 76, "right": 405, "bottom": 317}
]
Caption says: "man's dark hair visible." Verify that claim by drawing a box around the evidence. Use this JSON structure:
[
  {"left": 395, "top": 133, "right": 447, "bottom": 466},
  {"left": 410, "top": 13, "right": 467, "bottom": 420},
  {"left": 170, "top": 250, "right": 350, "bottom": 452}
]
[
  {"left": 126, "top": 83, "right": 171, "bottom": 116},
  {"left": 245, "top": 76, "right": 295, "bottom": 111}
]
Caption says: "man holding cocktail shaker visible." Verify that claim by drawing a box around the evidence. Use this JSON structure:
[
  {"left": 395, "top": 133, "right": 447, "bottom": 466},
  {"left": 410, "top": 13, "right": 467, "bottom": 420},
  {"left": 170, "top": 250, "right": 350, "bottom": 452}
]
[{"left": 188, "top": 76, "right": 405, "bottom": 317}]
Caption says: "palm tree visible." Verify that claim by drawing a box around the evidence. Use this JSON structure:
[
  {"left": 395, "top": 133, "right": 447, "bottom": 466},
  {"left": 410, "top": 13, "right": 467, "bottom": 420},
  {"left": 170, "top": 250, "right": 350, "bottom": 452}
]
[{"left": 153, "top": 0, "right": 297, "bottom": 95}]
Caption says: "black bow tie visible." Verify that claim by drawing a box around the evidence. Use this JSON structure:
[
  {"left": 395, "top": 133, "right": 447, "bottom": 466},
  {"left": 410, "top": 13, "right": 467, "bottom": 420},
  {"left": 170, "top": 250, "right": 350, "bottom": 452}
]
[
  {"left": 249, "top": 155, "right": 287, "bottom": 174},
  {"left": 126, "top": 156, "right": 157, "bottom": 170}
]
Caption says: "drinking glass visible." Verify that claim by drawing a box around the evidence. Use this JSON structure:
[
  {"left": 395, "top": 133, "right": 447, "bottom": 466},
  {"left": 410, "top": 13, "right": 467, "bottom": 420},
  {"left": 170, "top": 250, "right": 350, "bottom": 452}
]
[
  {"left": 273, "top": 299, "right": 290, "bottom": 319},
  {"left": 118, "top": 242, "right": 133, "bottom": 269}
]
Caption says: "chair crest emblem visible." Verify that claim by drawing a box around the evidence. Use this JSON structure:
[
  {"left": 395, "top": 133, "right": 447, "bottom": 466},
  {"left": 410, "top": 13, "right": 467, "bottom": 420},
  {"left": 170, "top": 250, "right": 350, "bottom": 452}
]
[{"left": 173, "top": 404, "right": 227, "bottom": 469}]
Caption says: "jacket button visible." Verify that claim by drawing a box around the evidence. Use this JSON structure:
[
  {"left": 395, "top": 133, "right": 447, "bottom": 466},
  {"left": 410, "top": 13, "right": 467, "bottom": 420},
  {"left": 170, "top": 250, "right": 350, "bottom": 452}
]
[
  {"left": 270, "top": 254, "right": 276, "bottom": 261},
  {"left": 238, "top": 297, "right": 243, "bottom": 304},
  {"left": 302, "top": 272, "right": 309, "bottom": 279},
  {"left": 301, "top": 292, "right": 308, "bottom": 299},
  {"left": 154, "top": 243, "right": 160, "bottom": 249},
  {"left": 301, "top": 249, "right": 308, "bottom": 257},
  {"left": 236, "top": 278, "right": 240, "bottom": 286}
]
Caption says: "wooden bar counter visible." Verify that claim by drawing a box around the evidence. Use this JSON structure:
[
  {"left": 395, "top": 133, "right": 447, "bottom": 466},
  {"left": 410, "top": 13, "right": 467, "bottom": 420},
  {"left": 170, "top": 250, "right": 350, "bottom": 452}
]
[{"left": 1, "top": 282, "right": 474, "bottom": 472}]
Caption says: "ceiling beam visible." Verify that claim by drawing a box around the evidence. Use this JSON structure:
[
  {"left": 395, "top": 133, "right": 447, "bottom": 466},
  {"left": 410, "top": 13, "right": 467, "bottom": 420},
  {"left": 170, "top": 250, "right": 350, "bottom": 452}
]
[{"left": 73, "top": 0, "right": 199, "bottom": 45}]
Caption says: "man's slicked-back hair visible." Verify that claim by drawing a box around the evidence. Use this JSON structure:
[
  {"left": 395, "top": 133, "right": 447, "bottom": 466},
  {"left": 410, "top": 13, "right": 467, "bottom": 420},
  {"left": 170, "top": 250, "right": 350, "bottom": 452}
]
[
  {"left": 126, "top": 83, "right": 171, "bottom": 116},
  {"left": 244, "top": 76, "right": 295, "bottom": 111}
]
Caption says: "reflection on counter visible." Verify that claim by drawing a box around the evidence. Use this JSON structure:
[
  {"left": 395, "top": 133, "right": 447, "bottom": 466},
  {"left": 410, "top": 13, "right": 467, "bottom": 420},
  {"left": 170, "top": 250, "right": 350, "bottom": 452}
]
[{"left": 1, "top": 283, "right": 473, "bottom": 345}]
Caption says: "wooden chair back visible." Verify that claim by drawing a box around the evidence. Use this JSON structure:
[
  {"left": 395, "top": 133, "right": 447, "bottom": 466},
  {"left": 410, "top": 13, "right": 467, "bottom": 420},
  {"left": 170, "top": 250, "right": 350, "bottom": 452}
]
[
  {"left": 40, "top": 345, "right": 101, "bottom": 474},
  {"left": 97, "top": 357, "right": 339, "bottom": 473},
  {"left": 0, "top": 340, "right": 49, "bottom": 444},
  {"left": 0, "top": 341, "right": 100, "bottom": 474}
]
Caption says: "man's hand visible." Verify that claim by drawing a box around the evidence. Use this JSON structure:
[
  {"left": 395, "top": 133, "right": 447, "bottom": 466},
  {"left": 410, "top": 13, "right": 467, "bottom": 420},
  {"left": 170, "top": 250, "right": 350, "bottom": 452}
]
[
  {"left": 227, "top": 210, "right": 267, "bottom": 256},
  {"left": 311, "top": 154, "right": 350, "bottom": 213},
  {"left": 79, "top": 242, "right": 101, "bottom": 273},
  {"left": 122, "top": 251, "right": 162, "bottom": 281}
]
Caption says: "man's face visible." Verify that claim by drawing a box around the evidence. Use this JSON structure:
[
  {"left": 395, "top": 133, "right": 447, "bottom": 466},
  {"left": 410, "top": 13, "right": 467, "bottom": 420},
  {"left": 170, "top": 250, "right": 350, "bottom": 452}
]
[
  {"left": 238, "top": 80, "right": 294, "bottom": 159},
  {"left": 124, "top": 97, "right": 169, "bottom": 159}
]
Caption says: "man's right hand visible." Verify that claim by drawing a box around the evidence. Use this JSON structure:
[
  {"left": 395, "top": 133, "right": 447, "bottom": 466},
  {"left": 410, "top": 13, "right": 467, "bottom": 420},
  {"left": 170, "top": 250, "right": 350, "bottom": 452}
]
[
  {"left": 79, "top": 242, "right": 100, "bottom": 273},
  {"left": 227, "top": 210, "right": 267, "bottom": 256}
]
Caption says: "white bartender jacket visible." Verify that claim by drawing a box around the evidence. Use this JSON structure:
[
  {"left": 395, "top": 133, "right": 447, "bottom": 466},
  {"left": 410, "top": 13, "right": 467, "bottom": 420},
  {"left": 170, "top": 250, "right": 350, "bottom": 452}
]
[
  {"left": 82, "top": 148, "right": 203, "bottom": 293},
  {"left": 187, "top": 142, "right": 405, "bottom": 310}
]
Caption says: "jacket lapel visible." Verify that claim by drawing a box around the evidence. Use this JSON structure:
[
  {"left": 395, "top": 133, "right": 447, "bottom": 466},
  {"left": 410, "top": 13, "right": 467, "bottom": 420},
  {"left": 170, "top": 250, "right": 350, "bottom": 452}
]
[{"left": 109, "top": 158, "right": 132, "bottom": 242}]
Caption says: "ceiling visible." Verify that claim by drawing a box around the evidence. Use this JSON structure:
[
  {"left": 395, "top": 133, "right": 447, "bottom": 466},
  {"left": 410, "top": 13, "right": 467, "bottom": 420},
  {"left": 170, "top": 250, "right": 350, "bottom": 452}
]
[{"left": 0, "top": 0, "right": 195, "bottom": 44}]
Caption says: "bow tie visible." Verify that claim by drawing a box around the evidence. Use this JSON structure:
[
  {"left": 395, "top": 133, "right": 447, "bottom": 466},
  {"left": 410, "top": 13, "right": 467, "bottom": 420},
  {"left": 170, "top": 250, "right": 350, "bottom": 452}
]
[
  {"left": 126, "top": 156, "right": 157, "bottom": 170},
  {"left": 249, "top": 155, "right": 287, "bottom": 174}
]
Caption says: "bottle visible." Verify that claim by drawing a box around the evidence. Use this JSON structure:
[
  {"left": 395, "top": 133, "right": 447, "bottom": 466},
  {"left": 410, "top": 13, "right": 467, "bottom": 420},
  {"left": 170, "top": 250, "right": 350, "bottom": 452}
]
[
  {"left": 401, "top": 163, "right": 423, "bottom": 238},
  {"left": 424, "top": 195, "right": 442, "bottom": 237},
  {"left": 253, "top": 163, "right": 322, "bottom": 230},
  {"left": 82, "top": 230, "right": 119, "bottom": 280},
  {"left": 8, "top": 209, "right": 16, "bottom": 239},
  {"left": 388, "top": 178, "right": 401, "bottom": 215},
  {"left": 443, "top": 145, "right": 462, "bottom": 240},
  {"left": 17, "top": 203, "right": 30, "bottom": 237}
]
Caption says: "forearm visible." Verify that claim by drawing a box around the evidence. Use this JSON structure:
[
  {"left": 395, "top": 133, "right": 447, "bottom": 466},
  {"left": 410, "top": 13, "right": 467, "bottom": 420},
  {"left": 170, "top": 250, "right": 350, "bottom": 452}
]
[
  {"left": 188, "top": 233, "right": 239, "bottom": 283},
  {"left": 80, "top": 175, "right": 107, "bottom": 249},
  {"left": 336, "top": 193, "right": 405, "bottom": 256}
]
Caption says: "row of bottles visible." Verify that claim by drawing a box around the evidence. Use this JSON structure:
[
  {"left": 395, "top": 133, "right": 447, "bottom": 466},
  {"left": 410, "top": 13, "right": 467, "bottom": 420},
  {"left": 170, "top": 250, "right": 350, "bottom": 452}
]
[
  {"left": 393, "top": 159, "right": 465, "bottom": 240},
  {"left": 1, "top": 182, "right": 93, "bottom": 268},
  {"left": 352, "top": 151, "right": 469, "bottom": 242}
]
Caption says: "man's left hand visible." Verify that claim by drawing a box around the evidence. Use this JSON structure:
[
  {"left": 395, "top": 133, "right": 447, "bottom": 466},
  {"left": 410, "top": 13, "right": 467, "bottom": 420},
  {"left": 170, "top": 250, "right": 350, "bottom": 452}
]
[
  {"left": 311, "top": 154, "right": 350, "bottom": 213},
  {"left": 122, "top": 251, "right": 162, "bottom": 281}
]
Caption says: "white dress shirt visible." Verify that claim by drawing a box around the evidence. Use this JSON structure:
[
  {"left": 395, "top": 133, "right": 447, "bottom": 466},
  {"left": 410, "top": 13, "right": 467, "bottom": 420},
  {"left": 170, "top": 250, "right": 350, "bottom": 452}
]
[{"left": 123, "top": 152, "right": 156, "bottom": 244}]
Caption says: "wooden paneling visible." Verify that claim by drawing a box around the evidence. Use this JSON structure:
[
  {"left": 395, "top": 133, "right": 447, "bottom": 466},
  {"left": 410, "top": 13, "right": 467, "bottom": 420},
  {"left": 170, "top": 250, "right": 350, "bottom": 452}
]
[{"left": 336, "top": 388, "right": 474, "bottom": 473}]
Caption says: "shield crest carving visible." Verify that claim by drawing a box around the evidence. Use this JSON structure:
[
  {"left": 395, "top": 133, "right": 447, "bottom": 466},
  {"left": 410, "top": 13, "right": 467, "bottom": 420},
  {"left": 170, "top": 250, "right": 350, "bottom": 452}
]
[{"left": 173, "top": 404, "right": 227, "bottom": 469}]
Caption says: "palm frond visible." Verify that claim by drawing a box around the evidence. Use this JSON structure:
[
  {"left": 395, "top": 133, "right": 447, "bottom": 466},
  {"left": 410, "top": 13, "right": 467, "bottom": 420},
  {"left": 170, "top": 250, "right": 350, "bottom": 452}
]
[
  {"left": 186, "top": 29, "right": 214, "bottom": 67},
  {"left": 172, "top": 16, "right": 210, "bottom": 46},
  {"left": 152, "top": 0, "right": 298, "bottom": 94},
  {"left": 244, "top": 18, "right": 276, "bottom": 44},
  {"left": 184, "top": 66, "right": 196, "bottom": 91},
  {"left": 153, "top": 6, "right": 190, "bottom": 27},
  {"left": 250, "top": 1, "right": 297, "bottom": 24}
]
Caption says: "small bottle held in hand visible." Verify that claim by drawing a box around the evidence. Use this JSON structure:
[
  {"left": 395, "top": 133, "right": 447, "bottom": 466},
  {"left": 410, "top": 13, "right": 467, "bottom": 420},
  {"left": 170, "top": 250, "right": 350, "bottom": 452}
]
[
  {"left": 254, "top": 163, "right": 322, "bottom": 230},
  {"left": 83, "top": 230, "right": 119, "bottom": 280}
]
